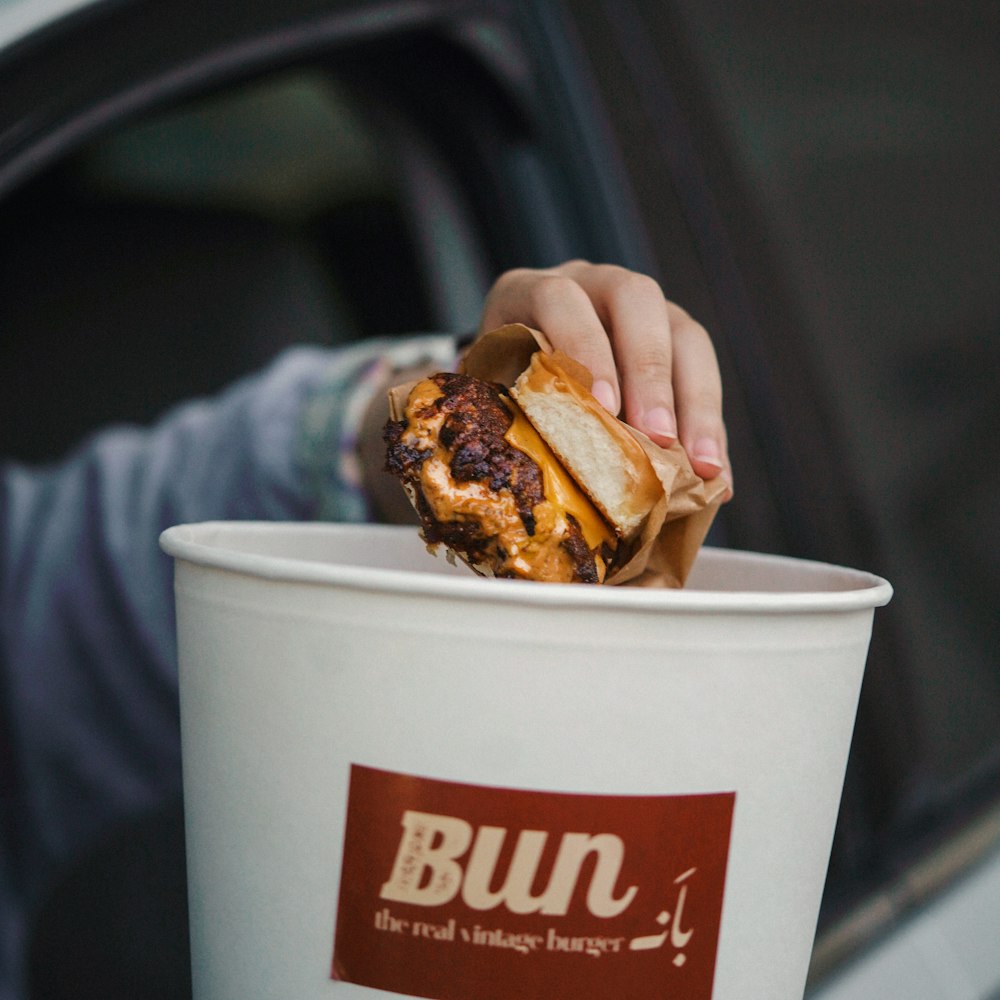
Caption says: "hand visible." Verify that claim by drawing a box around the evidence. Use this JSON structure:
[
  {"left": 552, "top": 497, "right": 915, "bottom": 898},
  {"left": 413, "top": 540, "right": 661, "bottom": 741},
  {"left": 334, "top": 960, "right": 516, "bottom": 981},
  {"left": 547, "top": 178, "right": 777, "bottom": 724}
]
[{"left": 479, "top": 260, "right": 732, "bottom": 495}]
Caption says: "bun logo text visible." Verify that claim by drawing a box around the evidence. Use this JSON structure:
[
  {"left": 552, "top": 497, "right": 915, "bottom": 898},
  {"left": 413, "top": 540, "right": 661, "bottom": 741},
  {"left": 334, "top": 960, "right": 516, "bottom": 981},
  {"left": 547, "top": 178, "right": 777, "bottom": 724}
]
[
  {"left": 332, "top": 765, "right": 734, "bottom": 1000},
  {"left": 380, "top": 810, "right": 637, "bottom": 917}
]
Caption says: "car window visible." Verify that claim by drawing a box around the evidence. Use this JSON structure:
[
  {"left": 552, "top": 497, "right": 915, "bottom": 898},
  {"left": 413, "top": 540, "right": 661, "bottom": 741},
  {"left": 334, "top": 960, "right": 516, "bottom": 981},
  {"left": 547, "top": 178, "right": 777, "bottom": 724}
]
[
  {"left": 1, "top": 13, "right": 627, "bottom": 465},
  {"left": 0, "top": 70, "right": 387, "bottom": 459},
  {"left": 0, "top": 58, "right": 490, "bottom": 463}
]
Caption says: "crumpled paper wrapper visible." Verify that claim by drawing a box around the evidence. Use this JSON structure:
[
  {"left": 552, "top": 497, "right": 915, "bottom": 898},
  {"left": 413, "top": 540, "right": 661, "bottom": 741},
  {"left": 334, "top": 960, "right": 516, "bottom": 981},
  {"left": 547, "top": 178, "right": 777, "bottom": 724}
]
[{"left": 388, "top": 323, "right": 728, "bottom": 588}]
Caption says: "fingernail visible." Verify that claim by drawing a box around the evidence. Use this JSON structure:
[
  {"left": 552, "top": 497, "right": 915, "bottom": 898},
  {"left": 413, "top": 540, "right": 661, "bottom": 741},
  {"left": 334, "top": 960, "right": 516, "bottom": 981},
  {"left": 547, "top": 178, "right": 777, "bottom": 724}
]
[
  {"left": 690, "top": 436, "right": 722, "bottom": 468},
  {"left": 592, "top": 379, "right": 618, "bottom": 414},
  {"left": 643, "top": 406, "right": 677, "bottom": 441}
]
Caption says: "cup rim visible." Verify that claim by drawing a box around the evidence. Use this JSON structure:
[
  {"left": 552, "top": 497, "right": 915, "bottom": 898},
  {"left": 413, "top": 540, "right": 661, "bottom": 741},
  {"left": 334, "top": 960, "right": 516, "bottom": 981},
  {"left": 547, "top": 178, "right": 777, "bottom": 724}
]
[{"left": 160, "top": 521, "right": 893, "bottom": 615}]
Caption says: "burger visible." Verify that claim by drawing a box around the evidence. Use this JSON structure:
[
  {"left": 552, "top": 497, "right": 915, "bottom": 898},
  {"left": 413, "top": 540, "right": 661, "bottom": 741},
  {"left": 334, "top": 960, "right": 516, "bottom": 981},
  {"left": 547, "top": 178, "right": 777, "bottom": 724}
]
[{"left": 383, "top": 349, "right": 662, "bottom": 583}]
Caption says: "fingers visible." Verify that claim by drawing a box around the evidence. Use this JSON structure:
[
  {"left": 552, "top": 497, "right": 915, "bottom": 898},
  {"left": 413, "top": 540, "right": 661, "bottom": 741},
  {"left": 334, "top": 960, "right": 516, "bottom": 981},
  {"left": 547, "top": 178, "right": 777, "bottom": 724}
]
[
  {"left": 668, "top": 301, "right": 732, "bottom": 493},
  {"left": 479, "top": 266, "right": 621, "bottom": 413},
  {"left": 555, "top": 261, "right": 677, "bottom": 442},
  {"left": 480, "top": 260, "right": 732, "bottom": 497}
]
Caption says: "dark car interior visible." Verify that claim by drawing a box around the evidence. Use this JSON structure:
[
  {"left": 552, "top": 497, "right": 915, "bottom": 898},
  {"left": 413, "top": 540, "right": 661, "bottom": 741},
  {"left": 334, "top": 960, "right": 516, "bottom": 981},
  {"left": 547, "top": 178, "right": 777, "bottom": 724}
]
[{"left": 1, "top": 0, "right": 996, "bottom": 997}]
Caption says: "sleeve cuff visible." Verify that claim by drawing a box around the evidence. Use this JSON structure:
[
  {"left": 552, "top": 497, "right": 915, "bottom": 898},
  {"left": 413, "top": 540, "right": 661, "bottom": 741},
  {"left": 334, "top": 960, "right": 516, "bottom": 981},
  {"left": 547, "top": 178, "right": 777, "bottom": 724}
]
[{"left": 297, "top": 335, "right": 458, "bottom": 522}]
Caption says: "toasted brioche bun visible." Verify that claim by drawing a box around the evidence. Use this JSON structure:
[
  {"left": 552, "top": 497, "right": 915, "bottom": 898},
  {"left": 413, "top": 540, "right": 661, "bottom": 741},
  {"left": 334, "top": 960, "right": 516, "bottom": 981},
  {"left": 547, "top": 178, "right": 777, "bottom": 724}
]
[{"left": 511, "top": 351, "right": 661, "bottom": 540}]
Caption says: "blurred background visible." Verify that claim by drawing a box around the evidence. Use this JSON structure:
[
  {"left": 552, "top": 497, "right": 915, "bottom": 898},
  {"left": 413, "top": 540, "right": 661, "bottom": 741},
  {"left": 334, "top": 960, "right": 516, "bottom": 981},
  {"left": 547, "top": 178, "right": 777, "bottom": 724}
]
[{"left": 1, "top": 0, "right": 997, "bottom": 997}]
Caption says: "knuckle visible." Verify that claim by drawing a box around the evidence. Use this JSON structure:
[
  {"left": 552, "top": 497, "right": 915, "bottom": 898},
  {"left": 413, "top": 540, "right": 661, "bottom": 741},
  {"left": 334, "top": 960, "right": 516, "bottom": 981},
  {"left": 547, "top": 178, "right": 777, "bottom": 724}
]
[
  {"left": 676, "top": 316, "right": 710, "bottom": 343},
  {"left": 529, "top": 273, "right": 586, "bottom": 311},
  {"left": 669, "top": 305, "right": 712, "bottom": 343},
  {"left": 494, "top": 266, "right": 534, "bottom": 290},
  {"left": 630, "top": 350, "right": 673, "bottom": 384},
  {"left": 611, "top": 270, "right": 664, "bottom": 303}
]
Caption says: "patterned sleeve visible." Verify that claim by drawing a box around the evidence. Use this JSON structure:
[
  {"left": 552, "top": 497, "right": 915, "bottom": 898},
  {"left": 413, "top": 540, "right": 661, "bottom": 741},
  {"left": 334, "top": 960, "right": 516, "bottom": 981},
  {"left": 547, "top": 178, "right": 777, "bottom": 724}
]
[
  {"left": 297, "top": 334, "right": 458, "bottom": 523},
  {"left": 0, "top": 334, "right": 458, "bottom": 999}
]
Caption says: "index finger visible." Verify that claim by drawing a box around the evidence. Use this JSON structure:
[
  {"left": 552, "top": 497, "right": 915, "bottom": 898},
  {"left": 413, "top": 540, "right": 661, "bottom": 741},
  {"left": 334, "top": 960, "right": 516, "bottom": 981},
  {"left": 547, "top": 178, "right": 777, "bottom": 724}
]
[
  {"left": 556, "top": 262, "right": 678, "bottom": 446},
  {"left": 478, "top": 265, "right": 622, "bottom": 414}
]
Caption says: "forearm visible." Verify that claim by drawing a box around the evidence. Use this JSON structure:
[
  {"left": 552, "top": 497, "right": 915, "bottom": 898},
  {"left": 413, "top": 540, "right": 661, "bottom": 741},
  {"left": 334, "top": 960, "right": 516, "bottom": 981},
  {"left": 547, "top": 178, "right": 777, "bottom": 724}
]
[{"left": 0, "top": 335, "right": 456, "bottom": 955}]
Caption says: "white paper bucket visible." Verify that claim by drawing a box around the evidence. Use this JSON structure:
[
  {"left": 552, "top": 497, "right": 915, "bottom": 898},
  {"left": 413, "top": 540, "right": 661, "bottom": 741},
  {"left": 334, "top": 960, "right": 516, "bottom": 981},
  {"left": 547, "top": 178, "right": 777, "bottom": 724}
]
[{"left": 160, "top": 521, "right": 891, "bottom": 1000}]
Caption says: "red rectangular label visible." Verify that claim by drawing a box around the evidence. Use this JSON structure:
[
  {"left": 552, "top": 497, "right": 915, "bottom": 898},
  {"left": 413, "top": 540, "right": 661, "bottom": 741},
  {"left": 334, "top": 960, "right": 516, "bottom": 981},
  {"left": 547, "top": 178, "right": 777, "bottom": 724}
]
[{"left": 332, "top": 765, "right": 734, "bottom": 1000}]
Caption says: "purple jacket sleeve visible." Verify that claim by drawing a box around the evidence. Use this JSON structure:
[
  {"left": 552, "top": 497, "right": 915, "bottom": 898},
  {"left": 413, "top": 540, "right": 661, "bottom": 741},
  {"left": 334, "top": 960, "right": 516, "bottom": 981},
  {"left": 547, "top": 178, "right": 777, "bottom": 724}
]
[{"left": 0, "top": 336, "right": 455, "bottom": 998}]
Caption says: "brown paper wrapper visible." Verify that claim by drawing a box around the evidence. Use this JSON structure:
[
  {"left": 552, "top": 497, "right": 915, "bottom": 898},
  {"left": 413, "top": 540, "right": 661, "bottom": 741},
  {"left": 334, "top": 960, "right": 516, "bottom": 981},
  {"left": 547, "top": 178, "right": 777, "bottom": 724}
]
[{"left": 388, "top": 323, "right": 728, "bottom": 588}]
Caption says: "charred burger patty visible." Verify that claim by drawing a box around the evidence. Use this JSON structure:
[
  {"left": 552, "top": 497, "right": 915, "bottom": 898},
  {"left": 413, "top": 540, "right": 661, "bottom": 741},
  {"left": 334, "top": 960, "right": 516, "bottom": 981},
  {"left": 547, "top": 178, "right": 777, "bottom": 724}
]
[{"left": 384, "top": 372, "right": 612, "bottom": 583}]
